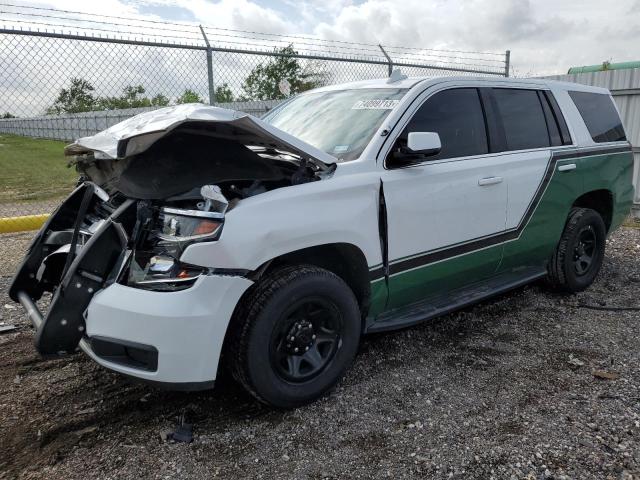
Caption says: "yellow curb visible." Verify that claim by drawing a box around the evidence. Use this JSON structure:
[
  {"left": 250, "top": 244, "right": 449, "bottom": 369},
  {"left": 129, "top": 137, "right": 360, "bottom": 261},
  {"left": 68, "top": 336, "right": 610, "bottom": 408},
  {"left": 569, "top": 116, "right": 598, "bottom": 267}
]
[{"left": 0, "top": 214, "right": 49, "bottom": 234}]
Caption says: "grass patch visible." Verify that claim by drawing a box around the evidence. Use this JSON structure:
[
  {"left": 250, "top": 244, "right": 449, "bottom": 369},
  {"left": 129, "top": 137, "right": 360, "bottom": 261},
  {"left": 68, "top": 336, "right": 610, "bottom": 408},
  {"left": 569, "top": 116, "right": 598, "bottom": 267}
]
[
  {"left": 623, "top": 215, "right": 640, "bottom": 229},
  {"left": 0, "top": 134, "right": 77, "bottom": 204}
]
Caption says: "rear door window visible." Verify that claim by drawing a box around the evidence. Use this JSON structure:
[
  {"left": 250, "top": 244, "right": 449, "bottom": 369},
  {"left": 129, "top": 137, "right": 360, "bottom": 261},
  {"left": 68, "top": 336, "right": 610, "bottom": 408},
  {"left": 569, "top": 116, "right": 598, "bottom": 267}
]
[
  {"left": 568, "top": 91, "right": 626, "bottom": 143},
  {"left": 493, "top": 88, "right": 550, "bottom": 151}
]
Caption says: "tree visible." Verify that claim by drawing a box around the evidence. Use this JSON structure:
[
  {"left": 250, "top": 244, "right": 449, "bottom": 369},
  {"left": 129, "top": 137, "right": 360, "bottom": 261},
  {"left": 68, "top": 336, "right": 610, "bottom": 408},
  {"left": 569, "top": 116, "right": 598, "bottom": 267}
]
[
  {"left": 177, "top": 89, "right": 204, "bottom": 104},
  {"left": 47, "top": 80, "right": 173, "bottom": 114},
  {"left": 151, "top": 94, "right": 170, "bottom": 107},
  {"left": 1, "top": 112, "right": 16, "bottom": 119},
  {"left": 97, "top": 85, "right": 155, "bottom": 110},
  {"left": 241, "top": 45, "right": 324, "bottom": 101},
  {"left": 46, "top": 78, "right": 96, "bottom": 114},
  {"left": 214, "top": 83, "right": 234, "bottom": 103}
]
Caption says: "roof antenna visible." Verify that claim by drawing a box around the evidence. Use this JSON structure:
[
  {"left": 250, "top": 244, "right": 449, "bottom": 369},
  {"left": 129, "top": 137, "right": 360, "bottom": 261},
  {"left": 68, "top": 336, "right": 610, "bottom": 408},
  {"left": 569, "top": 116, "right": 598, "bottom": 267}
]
[{"left": 387, "top": 68, "right": 407, "bottom": 84}]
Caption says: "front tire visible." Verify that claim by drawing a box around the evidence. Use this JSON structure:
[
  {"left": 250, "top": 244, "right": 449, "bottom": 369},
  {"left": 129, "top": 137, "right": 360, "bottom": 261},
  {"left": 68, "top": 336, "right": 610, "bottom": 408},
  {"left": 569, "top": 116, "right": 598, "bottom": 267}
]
[
  {"left": 547, "top": 207, "right": 606, "bottom": 293},
  {"left": 226, "top": 265, "right": 361, "bottom": 408}
]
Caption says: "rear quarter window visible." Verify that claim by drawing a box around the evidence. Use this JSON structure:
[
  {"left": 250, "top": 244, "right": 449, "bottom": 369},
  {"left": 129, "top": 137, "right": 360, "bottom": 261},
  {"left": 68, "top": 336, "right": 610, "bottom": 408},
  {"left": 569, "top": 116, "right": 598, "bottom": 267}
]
[{"left": 568, "top": 91, "right": 626, "bottom": 143}]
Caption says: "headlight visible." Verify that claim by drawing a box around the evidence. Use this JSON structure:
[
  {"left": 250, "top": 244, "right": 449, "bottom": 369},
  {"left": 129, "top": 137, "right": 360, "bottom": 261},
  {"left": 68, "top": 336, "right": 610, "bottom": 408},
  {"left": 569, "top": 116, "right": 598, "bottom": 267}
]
[
  {"left": 128, "top": 254, "right": 206, "bottom": 291},
  {"left": 125, "top": 205, "right": 224, "bottom": 291},
  {"left": 158, "top": 207, "right": 223, "bottom": 242}
]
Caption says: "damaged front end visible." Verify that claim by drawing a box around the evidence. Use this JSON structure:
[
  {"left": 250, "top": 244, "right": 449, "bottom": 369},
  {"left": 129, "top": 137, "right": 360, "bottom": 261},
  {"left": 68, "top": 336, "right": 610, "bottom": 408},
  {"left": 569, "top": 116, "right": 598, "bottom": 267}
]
[
  {"left": 10, "top": 104, "right": 337, "bottom": 357},
  {"left": 10, "top": 183, "right": 133, "bottom": 354}
]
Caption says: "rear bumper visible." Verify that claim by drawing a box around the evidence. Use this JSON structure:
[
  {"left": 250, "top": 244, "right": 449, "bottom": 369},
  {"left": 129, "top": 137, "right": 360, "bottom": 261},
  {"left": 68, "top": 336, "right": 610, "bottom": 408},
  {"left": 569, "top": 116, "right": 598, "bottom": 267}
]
[{"left": 79, "top": 274, "right": 253, "bottom": 386}]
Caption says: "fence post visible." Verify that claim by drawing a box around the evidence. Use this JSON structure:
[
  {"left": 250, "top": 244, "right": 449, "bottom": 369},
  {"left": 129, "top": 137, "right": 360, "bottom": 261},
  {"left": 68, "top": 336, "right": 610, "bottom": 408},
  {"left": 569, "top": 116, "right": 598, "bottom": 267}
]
[
  {"left": 504, "top": 50, "right": 511, "bottom": 77},
  {"left": 199, "top": 25, "right": 215, "bottom": 104},
  {"left": 378, "top": 44, "right": 393, "bottom": 77}
]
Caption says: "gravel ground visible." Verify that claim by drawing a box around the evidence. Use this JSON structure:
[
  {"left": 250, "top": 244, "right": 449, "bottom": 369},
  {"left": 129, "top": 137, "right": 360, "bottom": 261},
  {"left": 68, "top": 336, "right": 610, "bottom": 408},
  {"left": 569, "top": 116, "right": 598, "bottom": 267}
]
[
  {"left": 0, "top": 232, "right": 35, "bottom": 275},
  {"left": 0, "top": 199, "right": 62, "bottom": 218},
  {"left": 1, "top": 226, "right": 639, "bottom": 480}
]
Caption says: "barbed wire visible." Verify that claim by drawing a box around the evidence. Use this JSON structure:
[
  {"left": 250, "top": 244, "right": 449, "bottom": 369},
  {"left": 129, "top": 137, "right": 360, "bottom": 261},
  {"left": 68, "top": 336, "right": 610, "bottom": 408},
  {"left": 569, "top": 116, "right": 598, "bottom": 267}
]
[
  {"left": 0, "top": 9, "right": 203, "bottom": 37},
  {"left": 0, "top": 17, "right": 203, "bottom": 43},
  {"left": 0, "top": 2, "right": 507, "bottom": 55},
  {"left": 0, "top": 2, "right": 508, "bottom": 65}
]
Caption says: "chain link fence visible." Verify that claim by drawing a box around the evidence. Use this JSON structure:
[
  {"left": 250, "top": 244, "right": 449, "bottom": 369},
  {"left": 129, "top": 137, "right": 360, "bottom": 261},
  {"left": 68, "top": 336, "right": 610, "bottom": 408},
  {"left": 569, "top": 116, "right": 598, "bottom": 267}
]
[{"left": 0, "top": 4, "right": 509, "bottom": 227}]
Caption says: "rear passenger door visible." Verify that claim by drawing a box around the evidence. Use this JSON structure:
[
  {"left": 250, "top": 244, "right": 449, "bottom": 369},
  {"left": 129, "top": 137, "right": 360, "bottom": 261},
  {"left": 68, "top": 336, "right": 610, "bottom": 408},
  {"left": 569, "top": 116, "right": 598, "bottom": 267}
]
[{"left": 489, "top": 88, "right": 576, "bottom": 273}]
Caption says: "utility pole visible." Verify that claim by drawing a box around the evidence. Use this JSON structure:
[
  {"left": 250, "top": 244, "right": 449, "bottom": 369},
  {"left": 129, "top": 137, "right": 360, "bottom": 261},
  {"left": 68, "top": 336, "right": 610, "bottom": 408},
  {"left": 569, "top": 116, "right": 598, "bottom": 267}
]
[
  {"left": 505, "top": 50, "right": 511, "bottom": 77},
  {"left": 378, "top": 44, "right": 394, "bottom": 77},
  {"left": 199, "top": 25, "right": 215, "bottom": 104}
]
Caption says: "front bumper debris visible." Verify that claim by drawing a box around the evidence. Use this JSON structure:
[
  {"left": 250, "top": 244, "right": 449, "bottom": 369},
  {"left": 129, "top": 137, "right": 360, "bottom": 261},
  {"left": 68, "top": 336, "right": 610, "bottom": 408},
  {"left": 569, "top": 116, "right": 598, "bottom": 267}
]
[{"left": 10, "top": 183, "right": 135, "bottom": 355}]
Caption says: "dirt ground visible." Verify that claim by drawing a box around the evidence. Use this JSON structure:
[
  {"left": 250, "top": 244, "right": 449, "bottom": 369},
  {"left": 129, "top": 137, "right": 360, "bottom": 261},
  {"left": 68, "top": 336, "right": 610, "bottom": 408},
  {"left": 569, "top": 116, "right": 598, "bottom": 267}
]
[{"left": 1, "top": 225, "right": 639, "bottom": 480}]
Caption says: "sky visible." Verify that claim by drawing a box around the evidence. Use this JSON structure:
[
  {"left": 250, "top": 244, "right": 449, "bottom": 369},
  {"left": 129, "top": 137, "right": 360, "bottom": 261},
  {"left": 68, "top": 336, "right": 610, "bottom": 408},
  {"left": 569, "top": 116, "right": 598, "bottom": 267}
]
[
  {"left": 20, "top": 0, "right": 640, "bottom": 76},
  {"left": 3, "top": 0, "right": 640, "bottom": 116}
]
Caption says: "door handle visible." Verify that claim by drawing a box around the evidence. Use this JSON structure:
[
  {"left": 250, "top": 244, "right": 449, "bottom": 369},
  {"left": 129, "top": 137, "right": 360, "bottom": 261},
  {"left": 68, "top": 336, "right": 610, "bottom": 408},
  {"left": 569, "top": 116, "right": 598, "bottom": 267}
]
[
  {"left": 478, "top": 176, "right": 503, "bottom": 186},
  {"left": 558, "top": 163, "right": 577, "bottom": 172}
]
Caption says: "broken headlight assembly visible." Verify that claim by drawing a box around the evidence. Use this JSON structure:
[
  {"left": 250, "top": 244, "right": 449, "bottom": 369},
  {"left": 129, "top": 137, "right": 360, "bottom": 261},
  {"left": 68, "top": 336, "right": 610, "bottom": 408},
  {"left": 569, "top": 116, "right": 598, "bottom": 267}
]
[
  {"left": 159, "top": 207, "right": 223, "bottom": 242},
  {"left": 128, "top": 252, "right": 207, "bottom": 291},
  {"left": 127, "top": 185, "right": 228, "bottom": 291}
]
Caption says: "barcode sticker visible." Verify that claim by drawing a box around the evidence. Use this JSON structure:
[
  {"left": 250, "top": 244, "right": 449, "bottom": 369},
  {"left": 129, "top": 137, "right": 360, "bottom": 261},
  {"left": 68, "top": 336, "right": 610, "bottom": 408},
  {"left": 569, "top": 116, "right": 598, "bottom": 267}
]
[{"left": 351, "top": 99, "right": 400, "bottom": 110}]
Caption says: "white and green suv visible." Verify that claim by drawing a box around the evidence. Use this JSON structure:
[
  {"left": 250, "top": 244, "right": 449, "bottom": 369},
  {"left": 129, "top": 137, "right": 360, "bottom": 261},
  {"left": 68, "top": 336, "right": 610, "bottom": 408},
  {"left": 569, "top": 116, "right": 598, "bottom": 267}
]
[{"left": 10, "top": 74, "right": 634, "bottom": 408}]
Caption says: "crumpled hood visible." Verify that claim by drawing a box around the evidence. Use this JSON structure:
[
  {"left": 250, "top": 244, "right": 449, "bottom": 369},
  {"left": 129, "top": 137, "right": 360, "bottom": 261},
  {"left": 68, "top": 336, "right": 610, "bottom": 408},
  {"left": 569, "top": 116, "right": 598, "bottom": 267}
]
[{"left": 64, "top": 103, "right": 338, "bottom": 165}]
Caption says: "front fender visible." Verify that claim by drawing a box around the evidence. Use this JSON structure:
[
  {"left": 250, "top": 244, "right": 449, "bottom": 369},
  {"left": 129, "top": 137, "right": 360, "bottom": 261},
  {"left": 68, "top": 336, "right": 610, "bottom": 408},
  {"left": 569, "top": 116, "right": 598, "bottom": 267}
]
[{"left": 180, "top": 172, "right": 383, "bottom": 272}]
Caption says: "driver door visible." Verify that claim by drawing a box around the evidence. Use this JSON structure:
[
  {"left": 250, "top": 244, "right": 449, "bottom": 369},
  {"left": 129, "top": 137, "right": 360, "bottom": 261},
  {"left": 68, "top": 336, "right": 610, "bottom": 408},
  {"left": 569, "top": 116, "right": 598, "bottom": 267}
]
[{"left": 380, "top": 87, "right": 508, "bottom": 310}]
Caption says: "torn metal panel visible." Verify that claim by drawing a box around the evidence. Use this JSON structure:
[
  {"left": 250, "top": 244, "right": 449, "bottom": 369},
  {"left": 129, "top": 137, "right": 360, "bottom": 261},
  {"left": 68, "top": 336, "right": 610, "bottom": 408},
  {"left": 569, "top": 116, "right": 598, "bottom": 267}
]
[{"left": 64, "top": 104, "right": 338, "bottom": 165}]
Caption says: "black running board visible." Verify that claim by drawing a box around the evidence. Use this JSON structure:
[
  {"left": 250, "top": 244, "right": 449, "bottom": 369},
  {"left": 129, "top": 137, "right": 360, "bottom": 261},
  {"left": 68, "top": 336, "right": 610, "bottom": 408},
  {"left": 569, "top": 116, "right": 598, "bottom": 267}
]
[{"left": 366, "top": 268, "right": 546, "bottom": 333}]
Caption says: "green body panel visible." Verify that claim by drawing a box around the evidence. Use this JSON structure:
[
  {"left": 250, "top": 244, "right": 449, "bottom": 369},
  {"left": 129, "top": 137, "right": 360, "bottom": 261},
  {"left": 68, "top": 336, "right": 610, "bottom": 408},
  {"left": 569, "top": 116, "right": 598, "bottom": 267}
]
[
  {"left": 581, "top": 151, "right": 635, "bottom": 232},
  {"left": 368, "top": 150, "right": 634, "bottom": 321},
  {"left": 384, "top": 245, "right": 502, "bottom": 310},
  {"left": 368, "top": 279, "right": 388, "bottom": 317},
  {"left": 498, "top": 158, "right": 583, "bottom": 273},
  {"left": 501, "top": 151, "right": 634, "bottom": 272}
]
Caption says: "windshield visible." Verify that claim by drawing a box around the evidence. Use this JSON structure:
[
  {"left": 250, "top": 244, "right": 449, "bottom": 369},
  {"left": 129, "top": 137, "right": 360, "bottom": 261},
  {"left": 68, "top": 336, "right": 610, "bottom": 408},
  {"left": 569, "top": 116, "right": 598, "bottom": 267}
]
[{"left": 263, "top": 88, "right": 408, "bottom": 161}]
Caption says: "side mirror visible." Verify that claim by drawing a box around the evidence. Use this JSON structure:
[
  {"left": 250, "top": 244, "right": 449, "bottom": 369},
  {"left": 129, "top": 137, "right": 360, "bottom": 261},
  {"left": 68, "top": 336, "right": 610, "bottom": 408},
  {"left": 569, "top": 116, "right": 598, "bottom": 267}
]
[
  {"left": 406, "top": 132, "right": 441, "bottom": 155},
  {"left": 389, "top": 131, "right": 442, "bottom": 167}
]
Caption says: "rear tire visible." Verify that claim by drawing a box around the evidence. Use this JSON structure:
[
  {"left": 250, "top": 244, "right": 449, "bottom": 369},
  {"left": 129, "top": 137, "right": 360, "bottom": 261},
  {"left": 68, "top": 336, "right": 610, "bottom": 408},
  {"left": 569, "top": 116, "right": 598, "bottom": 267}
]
[
  {"left": 226, "top": 265, "right": 361, "bottom": 408},
  {"left": 547, "top": 207, "right": 606, "bottom": 293}
]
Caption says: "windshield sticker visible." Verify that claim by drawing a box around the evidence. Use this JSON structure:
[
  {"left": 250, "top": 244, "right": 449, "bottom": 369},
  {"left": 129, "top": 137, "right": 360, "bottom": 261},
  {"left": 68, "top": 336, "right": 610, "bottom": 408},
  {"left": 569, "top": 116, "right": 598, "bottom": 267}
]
[
  {"left": 351, "top": 99, "right": 400, "bottom": 110},
  {"left": 333, "top": 145, "right": 350, "bottom": 153}
]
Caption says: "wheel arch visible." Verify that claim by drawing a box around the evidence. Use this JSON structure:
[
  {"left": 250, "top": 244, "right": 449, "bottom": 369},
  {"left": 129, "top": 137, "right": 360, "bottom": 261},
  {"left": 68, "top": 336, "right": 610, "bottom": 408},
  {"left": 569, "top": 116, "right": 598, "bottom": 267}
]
[
  {"left": 251, "top": 242, "right": 372, "bottom": 319},
  {"left": 572, "top": 189, "right": 613, "bottom": 232}
]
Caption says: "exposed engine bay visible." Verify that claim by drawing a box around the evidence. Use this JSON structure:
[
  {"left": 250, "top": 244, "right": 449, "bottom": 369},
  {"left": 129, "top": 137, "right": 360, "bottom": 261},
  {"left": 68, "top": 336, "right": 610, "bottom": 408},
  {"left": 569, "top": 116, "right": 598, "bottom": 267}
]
[{"left": 73, "top": 127, "right": 328, "bottom": 203}]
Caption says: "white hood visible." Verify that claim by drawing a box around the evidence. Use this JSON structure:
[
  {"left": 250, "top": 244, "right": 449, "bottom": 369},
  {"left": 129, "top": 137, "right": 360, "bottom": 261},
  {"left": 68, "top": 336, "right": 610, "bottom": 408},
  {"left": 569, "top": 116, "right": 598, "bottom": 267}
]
[{"left": 64, "top": 103, "right": 338, "bottom": 165}]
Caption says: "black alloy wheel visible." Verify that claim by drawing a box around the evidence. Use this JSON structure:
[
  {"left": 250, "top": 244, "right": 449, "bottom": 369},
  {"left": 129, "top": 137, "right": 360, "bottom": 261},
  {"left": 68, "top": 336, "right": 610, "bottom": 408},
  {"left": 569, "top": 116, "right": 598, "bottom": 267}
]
[
  {"left": 573, "top": 225, "right": 597, "bottom": 276},
  {"left": 547, "top": 207, "right": 606, "bottom": 293},
  {"left": 226, "top": 265, "right": 361, "bottom": 408},
  {"left": 270, "top": 298, "right": 342, "bottom": 382}
]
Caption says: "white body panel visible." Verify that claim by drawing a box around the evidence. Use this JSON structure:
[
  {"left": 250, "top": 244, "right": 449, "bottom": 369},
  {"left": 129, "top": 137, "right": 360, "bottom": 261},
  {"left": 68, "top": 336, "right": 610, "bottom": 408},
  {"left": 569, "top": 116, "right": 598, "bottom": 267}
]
[
  {"left": 180, "top": 166, "right": 383, "bottom": 270},
  {"left": 382, "top": 155, "right": 508, "bottom": 260},
  {"left": 83, "top": 275, "right": 253, "bottom": 384},
  {"left": 499, "top": 150, "right": 552, "bottom": 229}
]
